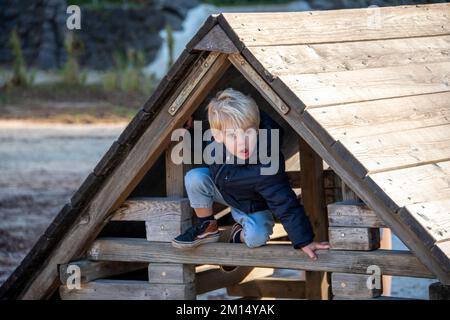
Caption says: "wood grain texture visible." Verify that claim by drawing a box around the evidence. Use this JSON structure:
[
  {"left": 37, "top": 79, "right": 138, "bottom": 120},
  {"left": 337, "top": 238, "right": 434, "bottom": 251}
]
[
  {"left": 332, "top": 273, "right": 382, "bottom": 298},
  {"left": 221, "top": 4, "right": 450, "bottom": 46},
  {"left": 87, "top": 239, "right": 434, "bottom": 279},
  {"left": 329, "top": 227, "right": 380, "bottom": 251},
  {"left": 328, "top": 202, "right": 386, "bottom": 228},
  {"left": 60, "top": 280, "right": 195, "bottom": 300}
]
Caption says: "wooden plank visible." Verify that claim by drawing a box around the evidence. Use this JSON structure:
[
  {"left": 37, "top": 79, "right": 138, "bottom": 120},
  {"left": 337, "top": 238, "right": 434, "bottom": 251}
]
[
  {"left": 402, "top": 199, "right": 450, "bottom": 243},
  {"left": 282, "top": 61, "right": 450, "bottom": 107},
  {"left": 329, "top": 227, "right": 380, "bottom": 251},
  {"left": 59, "top": 260, "right": 147, "bottom": 285},
  {"left": 18, "top": 52, "right": 232, "bottom": 299},
  {"left": 367, "top": 160, "right": 450, "bottom": 208},
  {"left": 299, "top": 138, "right": 330, "bottom": 300},
  {"left": 328, "top": 202, "right": 386, "bottom": 228},
  {"left": 340, "top": 123, "right": 450, "bottom": 174},
  {"left": 220, "top": 4, "right": 450, "bottom": 46},
  {"left": 168, "top": 52, "right": 221, "bottom": 116},
  {"left": 196, "top": 267, "right": 273, "bottom": 294},
  {"left": 148, "top": 263, "right": 195, "bottom": 284},
  {"left": 110, "top": 197, "right": 191, "bottom": 222},
  {"left": 87, "top": 239, "right": 434, "bottom": 279},
  {"left": 59, "top": 280, "right": 195, "bottom": 300},
  {"left": 307, "top": 91, "right": 450, "bottom": 140},
  {"left": 248, "top": 35, "right": 450, "bottom": 75},
  {"left": 331, "top": 273, "right": 382, "bottom": 298},
  {"left": 227, "top": 278, "right": 306, "bottom": 299}
]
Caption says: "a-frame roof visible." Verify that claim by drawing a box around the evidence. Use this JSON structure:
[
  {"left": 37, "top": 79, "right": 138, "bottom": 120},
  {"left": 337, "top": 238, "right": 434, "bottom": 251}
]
[{"left": 1, "top": 3, "right": 449, "bottom": 299}]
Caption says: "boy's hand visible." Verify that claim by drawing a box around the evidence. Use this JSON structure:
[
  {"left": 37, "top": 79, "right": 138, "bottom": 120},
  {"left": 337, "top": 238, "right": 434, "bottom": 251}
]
[{"left": 301, "top": 241, "right": 330, "bottom": 260}]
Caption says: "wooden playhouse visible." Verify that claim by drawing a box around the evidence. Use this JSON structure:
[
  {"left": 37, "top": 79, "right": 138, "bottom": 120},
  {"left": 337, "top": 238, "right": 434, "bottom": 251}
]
[{"left": 1, "top": 2, "right": 449, "bottom": 300}]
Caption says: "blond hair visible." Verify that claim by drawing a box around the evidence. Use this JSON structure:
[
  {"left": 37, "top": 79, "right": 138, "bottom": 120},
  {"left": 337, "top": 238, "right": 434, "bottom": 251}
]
[{"left": 207, "top": 88, "right": 260, "bottom": 132}]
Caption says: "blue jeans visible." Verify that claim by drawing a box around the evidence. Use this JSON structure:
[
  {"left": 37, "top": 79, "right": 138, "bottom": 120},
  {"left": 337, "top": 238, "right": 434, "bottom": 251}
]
[{"left": 184, "top": 167, "right": 274, "bottom": 248}]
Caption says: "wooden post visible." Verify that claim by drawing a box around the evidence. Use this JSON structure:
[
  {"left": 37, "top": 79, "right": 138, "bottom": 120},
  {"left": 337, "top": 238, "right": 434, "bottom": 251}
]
[
  {"left": 340, "top": 178, "right": 392, "bottom": 296},
  {"left": 329, "top": 182, "right": 382, "bottom": 299},
  {"left": 429, "top": 282, "right": 450, "bottom": 300},
  {"left": 299, "top": 138, "right": 330, "bottom": 300},
  {"left": 142, "top": 141, "right": 196, "bottom": 299}
]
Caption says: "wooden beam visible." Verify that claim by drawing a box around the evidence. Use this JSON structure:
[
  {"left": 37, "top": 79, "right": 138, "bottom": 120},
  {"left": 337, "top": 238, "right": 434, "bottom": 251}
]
[
  {"left": 148, "top": 263, "right": 195, "bottom": 284},
  {"left": 299, "top": 138, "right": 329, "bottom": 300},
  {"left": 87, "top": 239, "right": 434, "bottom": 279},
  {"left": 328, "top": 201, "right": 387, "bottom": 228},
  {"left": 59, "top": 260, "right": 147, "bottom": 285},
  {"left": 329, "top": 227, "right": 380, "bottom": 251},
  {"left": 331, "top": 273, "right": 382, "bottom": 298},
  {"left": 227, "top": 277, "right": 306, "bottom": 299},
  {"left": 59, "top": 280, "right": 195, "bottom": 300},
  {"left": 18, "top": 52, "right": 232, "bottom": 299}
]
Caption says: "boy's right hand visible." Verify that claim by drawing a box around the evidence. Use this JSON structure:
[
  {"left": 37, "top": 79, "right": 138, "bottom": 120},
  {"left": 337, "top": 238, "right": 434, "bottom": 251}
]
[{"left": 301, "top": 241, "right": 330, "bottom": 260}]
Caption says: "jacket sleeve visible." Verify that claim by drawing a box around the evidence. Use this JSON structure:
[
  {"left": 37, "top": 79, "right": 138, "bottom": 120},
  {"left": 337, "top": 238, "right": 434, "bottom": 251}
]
[{"left": 255, "top": 171, "right": 315, "bottom": 249}]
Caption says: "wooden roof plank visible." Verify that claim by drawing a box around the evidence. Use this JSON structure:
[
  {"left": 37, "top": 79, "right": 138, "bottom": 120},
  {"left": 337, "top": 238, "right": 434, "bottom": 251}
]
[
  {"left": 247, "top": 34, "right": 450, "bottom": 76},
  {"left": 367, "top": 160, "right": 450, "bottom": 209},
  {"left": 222, "top": 3, "right": 450, "bottom": 46},
  {"left": 307, "top": 91, "right": 450, "bottom": 140},
  {"left": 401, "top": 199, "right": 450, "bottom": 244},
  {"left": 282, "top": 61, "right": 450, "bottom": 107},
  {"left": 340, "top": 123, "right": 450, "bottom": 174}
]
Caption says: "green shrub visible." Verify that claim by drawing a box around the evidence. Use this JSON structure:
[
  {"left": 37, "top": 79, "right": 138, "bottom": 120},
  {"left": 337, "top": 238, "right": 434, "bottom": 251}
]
[
  {"left": 6, "top": 29, "right": 34, "bottom": 88},
  {"left": 102, "top": 48, "right": 156, "bottom": 95},
  {"left": 62, "top": 33, "right": 87, "bottom": 86},
  {"left": 165, "top": 23, "right": 174, "bottom": 71}
]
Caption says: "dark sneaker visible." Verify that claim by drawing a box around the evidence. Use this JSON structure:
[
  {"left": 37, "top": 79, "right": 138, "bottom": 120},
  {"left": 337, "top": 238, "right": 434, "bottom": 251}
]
[
  {"left": 172, "top": 219, "right": 220, "bottom": 249},
  {"left": 220, "top": 223, "right": 242, "bottom": 272}
]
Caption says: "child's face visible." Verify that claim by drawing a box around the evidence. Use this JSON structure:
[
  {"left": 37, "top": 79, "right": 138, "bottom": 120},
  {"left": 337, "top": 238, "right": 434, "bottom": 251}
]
[{"left": 215, "top": 126, "right": 258, "bottom": 160}]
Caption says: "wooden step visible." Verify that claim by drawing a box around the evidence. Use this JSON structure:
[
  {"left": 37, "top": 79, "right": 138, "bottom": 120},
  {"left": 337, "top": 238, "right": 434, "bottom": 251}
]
[
  {"left": 87, "top": 238, "right": 434, "bottom": 279},
  {"left": 59, "top": 279, "right": 195, "bottom": 300}
]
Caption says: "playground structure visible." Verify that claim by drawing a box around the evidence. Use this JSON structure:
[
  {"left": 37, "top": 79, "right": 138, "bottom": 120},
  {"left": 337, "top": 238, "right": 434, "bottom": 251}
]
[{"left": 1, "top": 3, "right": 450, "bottom": 300}]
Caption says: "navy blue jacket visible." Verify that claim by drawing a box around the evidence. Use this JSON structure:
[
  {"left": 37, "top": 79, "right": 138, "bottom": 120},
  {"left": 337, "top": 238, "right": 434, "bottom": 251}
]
[{"left": 207, "top": 110, "right": 314, "bottom": 248}]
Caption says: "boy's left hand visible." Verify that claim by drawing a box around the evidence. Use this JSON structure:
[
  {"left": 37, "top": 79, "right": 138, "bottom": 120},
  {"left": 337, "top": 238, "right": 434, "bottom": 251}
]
[{"left": 301, "top": 241, "right": 330, "bottom": 260}]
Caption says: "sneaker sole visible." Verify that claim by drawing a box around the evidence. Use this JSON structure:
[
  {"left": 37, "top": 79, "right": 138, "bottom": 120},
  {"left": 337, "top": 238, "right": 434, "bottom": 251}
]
[{"left": 171, "top": 233, "right": 220, "bottom": 249}]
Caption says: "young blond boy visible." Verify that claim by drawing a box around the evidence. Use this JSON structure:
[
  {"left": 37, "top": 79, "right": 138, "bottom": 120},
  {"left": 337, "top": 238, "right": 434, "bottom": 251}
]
[{"left": 172, "top": 88, "right": 329, "bottom": 260}]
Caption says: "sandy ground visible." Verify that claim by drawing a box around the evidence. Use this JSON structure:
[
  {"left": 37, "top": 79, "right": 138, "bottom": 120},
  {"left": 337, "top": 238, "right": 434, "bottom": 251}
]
[
  {"left": 0, "top": 122, "right": 435, "bottom": 299},
  {"left": 0, "top": 122, "right": 126, "bottom": 285}
]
